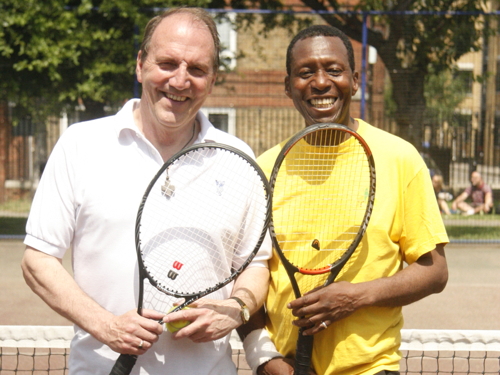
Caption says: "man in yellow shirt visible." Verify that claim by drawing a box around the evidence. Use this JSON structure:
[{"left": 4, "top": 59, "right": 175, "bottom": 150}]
[{"left": 239, "top": 25, "right": 448, "bottom": 375}]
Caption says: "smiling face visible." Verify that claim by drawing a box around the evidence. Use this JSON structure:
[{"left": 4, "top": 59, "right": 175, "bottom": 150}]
[
  {"left": 285, "top": 36, "right": 359, "bottom": 127},
  {"left": 136, "top": 13, "right": 216, "bottom": 132}
]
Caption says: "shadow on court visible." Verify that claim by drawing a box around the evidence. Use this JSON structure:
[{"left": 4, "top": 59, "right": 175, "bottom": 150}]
[{"left": 0, "top": 240, "right": 499, "bottom": 329}]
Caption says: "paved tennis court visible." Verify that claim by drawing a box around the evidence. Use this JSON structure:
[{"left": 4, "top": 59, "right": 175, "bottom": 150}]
[{"left": 1, "top": 239, "right": 499, "bottom": 329}]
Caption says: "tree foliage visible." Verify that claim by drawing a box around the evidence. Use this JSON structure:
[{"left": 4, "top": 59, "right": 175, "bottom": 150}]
[{"left": 424, "top": 67, "right": 469, "bottom": 128}]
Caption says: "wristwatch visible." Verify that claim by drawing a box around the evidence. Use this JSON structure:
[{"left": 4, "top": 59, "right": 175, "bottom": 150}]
[{"left": 230, "top": 296, "right": 250, "bottom": 324}]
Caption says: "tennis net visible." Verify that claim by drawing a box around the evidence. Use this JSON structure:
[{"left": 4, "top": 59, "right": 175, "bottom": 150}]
[{"left": 1, "top": 326, "right": 499, "bottom": 374}]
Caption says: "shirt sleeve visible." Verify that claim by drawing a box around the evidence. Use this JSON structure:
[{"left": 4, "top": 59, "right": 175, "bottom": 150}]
[
  {"left": 24, "top": 128, "right": 78, "bottom": 259},
  {"left": 400, "top": 163, "right": 449, "bottom": 265}
]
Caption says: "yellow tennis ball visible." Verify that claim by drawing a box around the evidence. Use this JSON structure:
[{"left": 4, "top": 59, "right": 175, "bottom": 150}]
[{"left": 166, "top": 306, "right": 191, "bottom": 333}]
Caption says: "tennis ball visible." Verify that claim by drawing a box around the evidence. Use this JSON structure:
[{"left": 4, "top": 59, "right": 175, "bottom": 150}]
[{"left": 166, "top": 306, "right": 191, "bottom": 333}]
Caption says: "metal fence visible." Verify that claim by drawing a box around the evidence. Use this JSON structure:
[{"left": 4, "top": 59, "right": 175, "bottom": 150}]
[{"left": 1, "top": 9, "right": 500, "bottom": 242}]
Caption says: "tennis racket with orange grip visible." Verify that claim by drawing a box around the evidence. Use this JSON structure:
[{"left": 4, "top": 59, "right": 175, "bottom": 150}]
[{"left": 268, "top": 123, "right": 376, "bottom": 375}]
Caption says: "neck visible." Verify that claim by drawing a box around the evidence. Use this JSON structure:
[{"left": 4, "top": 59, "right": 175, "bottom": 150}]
[
  {"left": 349, "top": 117, "right": 359, "bottom": 132},
  {"left": 157, "top": 120, "right": 197, "bottom": 161},
  {"left": 133, "top": 105, "right": 199, "bottom": 161}
]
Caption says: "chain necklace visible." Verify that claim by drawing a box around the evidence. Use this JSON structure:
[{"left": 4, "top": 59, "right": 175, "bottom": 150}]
[
  {"left": 180, "top": 120, "right": 197, "bottom": 150},
  {"left": 161, "top": 121, "right": 197, "bottom": 198}
]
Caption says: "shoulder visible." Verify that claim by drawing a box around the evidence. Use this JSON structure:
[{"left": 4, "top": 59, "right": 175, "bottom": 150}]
[
  {"left": 210, "top": 127, "right": 256, "bottom": 158},
  {"left": 60, "top": 100, "right": 137, "bottom": 148},
  {"left": 357, "top": 119, "right": 426, "bottom": 170},
  {"left": 358, "top": 120, "right": 417, "bottom": 154},
  {"left": 257, "top": 141, "right": 288, "bottom": 178},
  {"left": 483, "top": 183, "right": 493, "bottom": 193},
  {"left": 57, "top": 116, "right": 111, "bottom": 145}
]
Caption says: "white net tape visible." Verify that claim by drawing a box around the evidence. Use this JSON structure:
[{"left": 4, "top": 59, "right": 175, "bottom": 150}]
[
  {"left": 1, "top": 326, "right": 499, "bottom": 374},
  {"left": 401, "top": 329, "right": 500, "bottom": 352}
]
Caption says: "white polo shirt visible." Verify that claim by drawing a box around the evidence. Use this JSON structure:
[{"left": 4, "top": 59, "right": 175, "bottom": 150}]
[{"left": 24, "top": 99, "right": 271, "bottom": 375}]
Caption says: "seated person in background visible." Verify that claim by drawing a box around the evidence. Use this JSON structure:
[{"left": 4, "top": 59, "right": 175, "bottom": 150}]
[
  {"left": 452, "top": 171, "right": 493, "bottom": 215},
  {"left": 432, "top": 174, "right": 452, "bottom": 215}
]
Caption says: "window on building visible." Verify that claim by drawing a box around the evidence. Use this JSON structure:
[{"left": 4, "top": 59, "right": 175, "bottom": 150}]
[{"left": 201, "top": 107, "right": 236, "bottom": 134}]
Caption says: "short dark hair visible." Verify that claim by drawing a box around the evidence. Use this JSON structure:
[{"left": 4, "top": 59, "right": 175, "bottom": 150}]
[
  {"left": 286, "top": 25, "right": 355, "bottom": 75},
  {"left": 139, "top": 7, "right": 220, "bottom": 72}
]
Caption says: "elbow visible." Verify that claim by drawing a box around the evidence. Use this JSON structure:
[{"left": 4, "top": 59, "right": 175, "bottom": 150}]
[
  {"left": 21, "top": 252, "right": 37, "bottom": 291},
  {"left": 431, "top": 263, "right": 448, "bottom": 295},
  {"left": 434, "top": 270, "right": 448, "bottom": 294},
  {"left": 430, "top": 245, "right": 448, "bottom": 294},
  {"left": 21, "top": 247, "right": 53, "bottom": 293}
]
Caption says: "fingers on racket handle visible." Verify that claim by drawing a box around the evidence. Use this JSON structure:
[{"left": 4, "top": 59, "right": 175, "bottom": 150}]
[
  {"left": 294, "top": 328, "right": 315, "bottom": 375},
  {"left": 109, "top": 354, "right": 138, "bottom": 375}
]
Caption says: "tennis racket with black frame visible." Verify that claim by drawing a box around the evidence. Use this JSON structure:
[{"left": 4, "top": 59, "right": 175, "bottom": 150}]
[
  {"left": 268, "top": 123, "right": 376, "bottom": 375},
  {"left": 109, "top": 143, "right": 271, "bottom": 375}
]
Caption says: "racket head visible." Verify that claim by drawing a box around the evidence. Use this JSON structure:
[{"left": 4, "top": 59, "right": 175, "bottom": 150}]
[
  {"left": 135, "top": 143, "right": 271, "bottom": 314},
  {"left": 269, "top": 123, "right": 376, "bottom": 286}
]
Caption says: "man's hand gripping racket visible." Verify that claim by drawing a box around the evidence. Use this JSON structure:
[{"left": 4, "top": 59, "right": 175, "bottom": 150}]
[
  {"left": 268, "top": 123, "right": 376, "bottom": 375},
  {"left": 109, "top": 143, "right": 271, "bottom": 375}
]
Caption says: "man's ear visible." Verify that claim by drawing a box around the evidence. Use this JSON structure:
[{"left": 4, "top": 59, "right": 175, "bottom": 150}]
[
  {"left": 136, "top": 51, "right": 144, "bottom": 83},
  {"left": 208, "top": 72, "right": 217, "bottom": 94},
  {"left": 284, "top": 76, "right": 292, "bottom": 99},
  {"left": 351, "top": 70, "right": 359, "bottom": 96}
]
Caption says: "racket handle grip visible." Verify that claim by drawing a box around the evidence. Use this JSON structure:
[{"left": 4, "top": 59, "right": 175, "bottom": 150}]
[
  {"left": 294, "top": 328, "right": 314, "bottom": 375},
  {"left": 109, "top": 354, "right": 138, "bottom": 375}
]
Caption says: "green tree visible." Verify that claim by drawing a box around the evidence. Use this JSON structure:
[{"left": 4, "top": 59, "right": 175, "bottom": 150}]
[{"left": 424, "top": 67, "right": 469, "bottom": 129}]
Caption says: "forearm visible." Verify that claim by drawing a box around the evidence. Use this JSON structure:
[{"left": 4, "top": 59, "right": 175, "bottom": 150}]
[
  {"left": 163, "top": 266, "right": 270, "bottom": 343},
  {"left": 231, "top": 266, "right": 270, "bottom": 315},
  {"left": 288, "top": 244, "right": 448, "bottom": 335},
  {"left": 21, "top": 247, "right": 114, "bottom": 340},
  {"left": 22, "top": 246, "right": 164, "bottom": 354},
  {"left": 452, "top": 193, "right": 468, "bottom": 209},
  {"left": 356, "top": 244, "right": 448, "bottom": 308}
]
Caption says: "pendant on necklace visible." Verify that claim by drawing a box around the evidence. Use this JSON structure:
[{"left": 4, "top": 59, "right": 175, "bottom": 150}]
[
  {"left": 161, "top": 172, "right": 175, "bottom": 198},
  {"left": 160, "top": 121, "right": 196, "bottom": 199}
]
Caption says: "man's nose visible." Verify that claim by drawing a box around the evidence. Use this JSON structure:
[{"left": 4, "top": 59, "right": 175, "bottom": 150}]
[{"left": 169, "top": 64, "right": 190, "bottom": 90}]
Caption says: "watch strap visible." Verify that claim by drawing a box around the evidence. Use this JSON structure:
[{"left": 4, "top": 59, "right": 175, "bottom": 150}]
[{"left": 230, "top": 296, "right": 249, "bottom": 323}]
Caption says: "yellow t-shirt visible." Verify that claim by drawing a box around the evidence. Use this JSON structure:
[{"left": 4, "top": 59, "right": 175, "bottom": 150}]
[{"left": 257, "top": 120, "right": 449, "bottom": 375}]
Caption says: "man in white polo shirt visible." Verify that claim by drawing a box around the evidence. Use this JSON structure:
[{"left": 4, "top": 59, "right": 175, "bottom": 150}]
[{"left": 21, "top": 7, "right": 271, "bottom": 375}]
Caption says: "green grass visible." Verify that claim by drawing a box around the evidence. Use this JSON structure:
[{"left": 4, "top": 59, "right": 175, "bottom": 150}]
[
  {"left": 0, "top": 198, "right": 30, "bottom": 236},
  {"left": 2, "top": 209, "right": 499, "bottom": 241},
  {"left": 0, "top": 198, "right": 31, "bottom": 213},
  {"left": 445, "top": 225, "right": 500, "bottom": 241},
  {"left": 0, "top": 217, "right": 27, "bottom": 236},
  {"left": 442, "top": 213, "right": 500, "bottom": 221},
  {"left": 443, "top": 214, "right": 500, "bottom": 241}
]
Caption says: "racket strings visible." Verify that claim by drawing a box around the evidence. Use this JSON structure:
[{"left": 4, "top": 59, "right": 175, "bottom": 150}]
[
  {"left": 273, "top": 128, "right": 372, "bottom": 272},
  {"left": 138, "top": 147, "right": 269, "bottom": 304}
]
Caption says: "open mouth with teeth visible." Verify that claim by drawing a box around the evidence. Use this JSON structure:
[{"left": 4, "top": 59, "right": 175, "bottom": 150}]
[
  {"left": 166, "top": 93, "right": 188, "bottom": 102},
  {"left": 309, "top": 98, "right": 335, "bottom": 108}
]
